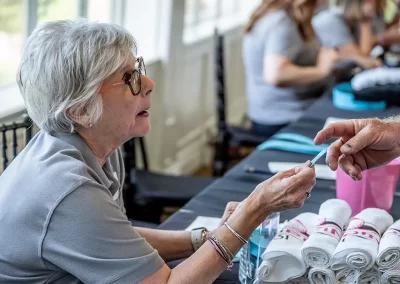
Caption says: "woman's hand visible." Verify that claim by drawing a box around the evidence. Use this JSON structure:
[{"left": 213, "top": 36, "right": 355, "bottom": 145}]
[
  {"left": 314, "top": 118, "right": 400, "bottom": 180},
  {"left": 356, "top": 56, "right": 383, "bottom": 69},
  {"left": 247, "top": 164, "right": 316, "bottom": 216},
  {"left": 218, "top": 201, "right": 241, "bottom": 227}
]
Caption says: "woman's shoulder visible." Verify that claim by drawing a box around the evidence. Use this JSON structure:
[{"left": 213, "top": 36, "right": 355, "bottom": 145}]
[
  {"left": 313, "top": 8, "right": 346, "bottom": 26},
  {"left": 255, "top": 9, "right": 294, "bottom": 31}
]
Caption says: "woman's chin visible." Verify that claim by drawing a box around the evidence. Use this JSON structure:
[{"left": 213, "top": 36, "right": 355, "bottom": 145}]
[{"left": 134, "top": 121, "right": 151, "bottom": 136}]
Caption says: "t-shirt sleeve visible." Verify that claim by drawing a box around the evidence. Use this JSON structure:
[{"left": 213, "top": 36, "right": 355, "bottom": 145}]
[
  {"left": 264, "top": 20, "right": 301, "bottom": 62},
  {"left": 41, "top": 181, "right": 165, "bottom": 284},
  {"left": 313, "top": 12, "right": 354, "bottom": 48}
]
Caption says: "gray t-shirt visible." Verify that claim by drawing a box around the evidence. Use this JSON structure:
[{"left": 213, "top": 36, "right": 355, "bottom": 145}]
[
  {"left": 243, "top": 10, "right": 327, "bottom": 125},
  {"left": 313, "top": 8, "right": 386, "bottom": 48},
  {"left": 0, "top": 132, "right": 164, "bottom": 283}
]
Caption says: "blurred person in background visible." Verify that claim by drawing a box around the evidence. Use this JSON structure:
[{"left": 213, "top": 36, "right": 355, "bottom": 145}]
[
  {"left": 243, "top": 0, "right": 338, "bottom": 138},
  {"left": 313, "top": 0, "right": 388, "bottom": 69}
]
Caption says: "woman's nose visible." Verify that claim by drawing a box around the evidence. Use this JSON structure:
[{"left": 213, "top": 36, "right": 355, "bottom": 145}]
[{"left": 140, "top": 74, "right": 155, "bottom": 96}]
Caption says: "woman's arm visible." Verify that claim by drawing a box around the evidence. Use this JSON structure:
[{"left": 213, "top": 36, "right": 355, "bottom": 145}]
[
  {"left": 264, "top": 49, "right": 337, "bottom": 87},
  {"left": 358, "top": 21, "right": 374, "bottom": 56},
  {"left": 135, "top": 202, "right": 240, "bottom": 261},
  {"left": 139, "top": 166, "right": 316, "bottom": 284},
  {"left": 141, "top": 197, "right": 265, "bottom": 284},
  {"left": 135, "top": 228, "right": 193, "bottom": 261},
  {"left": 335, "top": 44, "right": 382, "bottom": 69}
]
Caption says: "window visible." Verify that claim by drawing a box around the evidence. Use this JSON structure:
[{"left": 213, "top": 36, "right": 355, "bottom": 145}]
[
  {"left": 183, "top": 0, "right": 261, "bottom": 43},
  {"left": 198, "top": 0, "right": 218, "bottom": 22},
  {"left": 0, "top": 0, "right": 24, "bottom": 87},
  {"left": 220, "top": 0, "right": 237, "bottom": 16},
  {"left": 88, "top": 0, "right": 112, "bottom": 23},
  {"left": 124, "top": 0, "right": 162, "bottom": 61},
  {"left": 37, "top": 0, "right": 78, "bottom": 25}
]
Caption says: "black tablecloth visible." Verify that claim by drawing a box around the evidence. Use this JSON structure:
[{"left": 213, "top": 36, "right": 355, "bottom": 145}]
[{"left": 158, "top": 94, "right": 400, "bottom": 283}]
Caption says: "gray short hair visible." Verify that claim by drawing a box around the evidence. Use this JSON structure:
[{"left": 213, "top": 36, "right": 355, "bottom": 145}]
[{"left": 17, "top": 19, "right": 137, "bottom": 133}]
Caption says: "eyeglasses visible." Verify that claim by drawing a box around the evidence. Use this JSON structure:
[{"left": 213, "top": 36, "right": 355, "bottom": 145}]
[{"left": 112, "top": 56, "right": 146, "bottom": 96}]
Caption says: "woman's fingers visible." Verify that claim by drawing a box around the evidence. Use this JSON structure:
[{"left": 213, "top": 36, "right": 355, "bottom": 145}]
[{"left": 288, "top": 166, "right": 315, "bottom": 187}]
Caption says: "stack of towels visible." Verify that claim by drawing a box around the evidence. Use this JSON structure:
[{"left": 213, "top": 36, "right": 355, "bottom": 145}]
[{"left": 254, "top": 199, "right": 400, "bottom": 283}]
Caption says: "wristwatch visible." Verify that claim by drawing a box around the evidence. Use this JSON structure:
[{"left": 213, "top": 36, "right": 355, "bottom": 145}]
[{"left": 191, "top": 227, "right": 209, "bottom": 251}]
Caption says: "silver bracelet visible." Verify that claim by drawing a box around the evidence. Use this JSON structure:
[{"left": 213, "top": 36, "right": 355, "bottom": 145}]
[{"left": 224, "top": 222, "right": 248, "bottom": 244}]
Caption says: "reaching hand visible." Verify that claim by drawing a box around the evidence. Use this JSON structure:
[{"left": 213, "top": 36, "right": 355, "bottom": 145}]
[{"left": 314, "top": 118, "right": 400, "bottom": 180}]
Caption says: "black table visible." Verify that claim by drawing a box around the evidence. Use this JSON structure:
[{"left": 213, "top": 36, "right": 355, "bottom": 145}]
[{"left": 158, "top": 94, "right": 400, "bottom": 283}]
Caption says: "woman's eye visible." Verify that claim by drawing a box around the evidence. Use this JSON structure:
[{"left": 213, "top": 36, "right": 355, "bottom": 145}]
[{"left": 123, "top": 73, "right": 132, "bottom": 82}]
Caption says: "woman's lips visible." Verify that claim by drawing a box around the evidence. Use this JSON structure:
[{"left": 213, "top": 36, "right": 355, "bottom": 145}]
[{"left": 137, "top": 110, "right": 149, "bottom": 117}]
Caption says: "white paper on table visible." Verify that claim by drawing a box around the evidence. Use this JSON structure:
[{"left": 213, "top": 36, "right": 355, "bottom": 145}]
[
  {"left": 268, "top": 162, "right": 336, "bottom": 180},
  {"left": 323, "top": 117, "right": 347, "bottom": 129},
  {"left": 185, "top": 216, "right": 222, "bottom": 231}
]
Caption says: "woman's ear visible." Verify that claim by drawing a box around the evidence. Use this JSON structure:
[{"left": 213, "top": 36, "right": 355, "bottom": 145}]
[{"left": 67, "top": 108, "right": 92, "bottom": 128}]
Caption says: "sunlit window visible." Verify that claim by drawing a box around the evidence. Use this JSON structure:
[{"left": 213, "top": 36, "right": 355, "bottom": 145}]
[
  {"left": 37, "top": 0, "right": 78, "bottom": 24},
  {"left": 0, "top": 0, "right": 24, "bottom": 87},
  {"left": 220, "top": 0, "right": 237, "bottom": 16},
  {"left": 88, "top": 0, "right": 111, "bottom": 23},
  {"left": 198, "top": 0, "right": 218, "bottom": 22}
]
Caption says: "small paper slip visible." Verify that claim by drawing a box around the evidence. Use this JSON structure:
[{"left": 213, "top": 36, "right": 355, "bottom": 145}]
[
  {"left": 323, "top": 117, "right": 347, "bottom": 129},
  {"left": 185, "top": 216, "right": 222, "bottom": 231},
  {"left": 268, "top": 162, "right": 336, "bottom": 180}
]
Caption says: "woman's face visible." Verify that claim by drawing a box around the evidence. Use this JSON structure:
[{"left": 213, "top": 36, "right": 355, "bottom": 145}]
[
  {"left": 98, "top": 53, "right": 154, "bottom": 143},
  {"left": 292, "top": 0, "right": 316, "bottom": 23}
]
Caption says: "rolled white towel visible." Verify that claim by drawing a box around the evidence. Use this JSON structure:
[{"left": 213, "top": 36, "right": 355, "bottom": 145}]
[
  {"left": 257, "top": 261, "right": 273, "bottom": 281},
  {"left": 253, "top": 277, "right": 266, "bottom": 284},
  {"left": 359, "top": 265, "right": 381, "bottom": 284},
  {"left": 308, "top": 267, "right": 337, "bottom": 284},
  {"left": 331, "top": 208, "right": 393, "bottom": 271},
  {"left": 336, "top": 267, "right": 361, "bottom": 284},
  {"left": 377, "top": 220, "right": 400, "bottom": 271},
  {"left": 260, "top": 213, "right": 319, "bottom": 282},
  {"left": 301, "top": 199, "right": 351, "bottom": 268},
  {"left": 287, "top": 275, "right": 309, "bottom": 284},
  {"left": 380, "top": 262, "right": 400, "bottom": 284}
]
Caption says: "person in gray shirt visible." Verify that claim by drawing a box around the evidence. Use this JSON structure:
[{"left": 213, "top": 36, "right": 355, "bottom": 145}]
[
  {"left": 0, "top": 19, "right": 317, "bottom": 283},
  {"left": 313, "top": 0, "right": 385, "bottom": 69},
  {"left": 242, "top": 0, "right": 338, "bottom": 137}
]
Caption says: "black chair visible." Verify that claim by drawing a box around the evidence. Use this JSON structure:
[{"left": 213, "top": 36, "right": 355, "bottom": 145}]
[
  {"left": 1, "top": 115, "right": 33, "bottom": 172},
  {"left": 123, "top": 137, "right": 216, "bottom": 223},
  {"left": 212, "top": 30, "right": 269, "bottom": 176}
]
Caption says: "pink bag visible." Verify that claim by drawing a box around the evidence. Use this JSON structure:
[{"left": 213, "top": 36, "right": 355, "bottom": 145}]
[{"left": 336, "top": 159, "right": 400, "bottom": 216}]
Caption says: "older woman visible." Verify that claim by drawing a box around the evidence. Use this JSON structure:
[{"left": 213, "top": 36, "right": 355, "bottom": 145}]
[
  {"left": 0, "top": 20, "right": 316, "bottom": 283},
  {"left": 313, "top": 0, "right": 384, "bottom": 69},
  {"left": 242, "top": 0, "right": 338, "bottom": 138}
]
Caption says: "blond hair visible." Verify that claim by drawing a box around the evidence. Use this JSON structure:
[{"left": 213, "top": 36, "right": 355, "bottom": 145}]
[{"left": 244, "top": 0, "right": 290, "bottom": 33}]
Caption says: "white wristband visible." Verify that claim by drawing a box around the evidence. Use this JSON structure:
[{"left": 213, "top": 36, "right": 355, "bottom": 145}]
[{"left": 191, "top": 228, "right": 208, "bottom": 251}]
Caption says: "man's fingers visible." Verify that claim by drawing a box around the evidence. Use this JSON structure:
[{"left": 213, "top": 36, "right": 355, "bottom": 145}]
[
  {"left": 314, "top": 121, "right": 356, "bottom": 145},
  {"left": 338, "top": 154, "right": 361, "bottom": 180},
  {"left": 326, "top": 138, "right": 345, "bottom": 170},
  {"left": 340, "top": 127, "right": 374, "bottom": 155}
]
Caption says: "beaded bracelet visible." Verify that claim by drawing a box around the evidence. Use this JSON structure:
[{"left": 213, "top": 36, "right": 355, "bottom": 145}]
[
  {"left": 208, "top": 235, "right": 234, "bottom": 268},
  {"left": 224, "top": 222, "right": 248, "bottom": 244}
]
